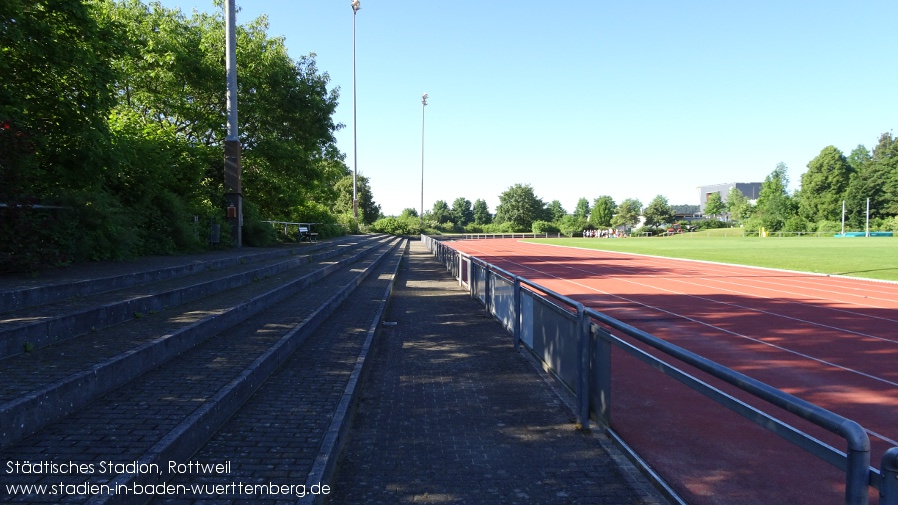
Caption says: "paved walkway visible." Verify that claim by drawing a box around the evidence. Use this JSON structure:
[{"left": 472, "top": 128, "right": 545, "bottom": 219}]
[{"left": 328, "top": 240, "right": 666, "bottom": 505}]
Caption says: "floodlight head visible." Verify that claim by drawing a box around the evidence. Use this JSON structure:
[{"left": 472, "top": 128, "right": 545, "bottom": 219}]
[
  {"left": 351, "top": 0, "right": 360, "bottom": 13},
  {"left": 422, "top": 93, "right": 428, "bottom": 105}
]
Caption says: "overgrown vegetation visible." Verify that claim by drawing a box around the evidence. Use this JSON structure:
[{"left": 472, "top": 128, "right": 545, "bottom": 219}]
[{"left": 1, "top": 0, "right": 375, "bottom": 272}]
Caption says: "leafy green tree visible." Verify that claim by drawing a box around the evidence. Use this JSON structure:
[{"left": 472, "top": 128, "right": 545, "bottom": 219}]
[
  {"left": 845, "top": 133, "right": 898, "bottom": 228},
  {"left": 1, "top": 0, "right": 120, "bottom": 199},
  {"left": 473, "top": 199, "right": 492, "bottom": 225},
  {"left": 755, "top": 162, "right": 794, "bottom": 231},
  {"left": 559, "top": 215, "right": 588, "bottom": 237},
  {"left": 573, "top": 198, "right": 590, "bottom": 220},
  {"left": 611, "top": 198, "right": 642, "bottom": 230},
  {"left": 333, "top": 174, "right": 379, "bottom": 224},
  {"left": 400, "top": 208, "right": 418, "bottom": 219},
  {"left": 798, "top": 146, "right": 853, "bottom": 223},
  {"left": 704, "top": 192, "right": 726, "bottom": 220},
  {"left": 494, "top": 183, "right": 546, "bottom": 231},
  {"left": 450, "top": 197, "right": 474, "bottom": 226},
  {"left": 431, "top": 200, "right": 450, "bottom": 224},
  {"left": 725, "top": 187, "right": 751, "bottom": 222},
  {"left": 642, "top": 195, "right": 675, "bottom": 227},
  {"left": 546, "top": 200, "right": 567, "bottom": 222},
  {"left": 589, "top": 196, "right": 615, "bottom": 228}
]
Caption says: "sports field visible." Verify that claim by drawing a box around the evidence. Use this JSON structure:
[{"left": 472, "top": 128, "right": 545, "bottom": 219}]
[{"left": 527, "top": 234, "right": 898, "bottom": 282}]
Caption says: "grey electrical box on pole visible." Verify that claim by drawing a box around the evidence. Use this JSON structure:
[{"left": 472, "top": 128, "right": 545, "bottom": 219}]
[{"left": 224, "top": 0, "right": 242, "bottom": 248}]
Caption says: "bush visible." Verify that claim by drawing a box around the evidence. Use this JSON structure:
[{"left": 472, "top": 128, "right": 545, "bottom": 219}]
[
  {"left": 815, "top": 220, "right": 841, "bottom": 233},
  {"left": 783, "top": 215, "right": 810, "bottom": 233},
  {"left": 371, "top": 216, "right": 422, "bottom": 236},
  {"left": 531, "top": 220, "right": 559, "bottom": 234},
  {"left": 481, "top": 222, "right": 518, "bottom": 234},
  {"left": 241, "top": 200, "right": 277, "bottom": 247}
]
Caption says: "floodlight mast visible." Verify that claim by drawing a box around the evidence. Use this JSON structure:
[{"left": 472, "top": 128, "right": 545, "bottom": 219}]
[
  {"left": 351, "top": 0, "right": 360, "bottom": 221},
  {"left": 420, "top": 93, "right": 428, "bottom": 228}
]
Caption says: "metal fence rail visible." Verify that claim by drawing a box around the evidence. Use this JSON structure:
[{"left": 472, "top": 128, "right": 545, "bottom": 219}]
[{"left": 422, "top": 235, "right": 898, "bottom": 505}]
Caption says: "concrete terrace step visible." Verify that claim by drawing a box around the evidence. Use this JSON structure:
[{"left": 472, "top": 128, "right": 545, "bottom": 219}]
[
  {"left": 0, "top": 236, "right": 393, "bottom": 450},
  {"left": 102, "top": 239, "right": 408, "bottom": 505},
  {"left": 0, "top": 239, "right": 357, "bottom": 313},
  {"left": 0, "top": 237, "right": 405, "bottom": 504},
  {"left": 0, "top": 237, "right": 370, "bottom": 358}
]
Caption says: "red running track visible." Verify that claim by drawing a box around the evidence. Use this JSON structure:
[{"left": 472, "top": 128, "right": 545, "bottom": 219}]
[{"left": 448, "top": 239, "right": 898, "bottom": 505}]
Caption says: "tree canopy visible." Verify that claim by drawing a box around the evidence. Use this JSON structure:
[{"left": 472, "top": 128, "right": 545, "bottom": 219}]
[
  {"left": 2, "top": 0, "right": 351, "bottom": 271},
  {"left": 494, "top": 184, "right": 546, "bottom": 231}
]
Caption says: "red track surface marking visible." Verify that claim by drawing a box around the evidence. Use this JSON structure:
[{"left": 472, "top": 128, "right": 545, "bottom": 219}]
[{"left": 449, "top": 238, "right": 898, "bottom": 505}]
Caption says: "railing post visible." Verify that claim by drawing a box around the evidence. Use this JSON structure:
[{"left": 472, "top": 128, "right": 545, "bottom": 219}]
[
  {"left": 841, "top": 420, "right": 871, "bottom": 505},
  {"left": 882, "top": 447, "right": 898, "bottom": 505},
  {"left": 484, "top": 265, "right": 492, "bottom": 317},
  {"left": 576, "top": 304, "right": 590, "bottom": 430},
  {"left": 512, "top": 277, "right": 521, "bottom": 351},
  {"left": 594, "top": 325, "right": 612, "bottom": 428}
]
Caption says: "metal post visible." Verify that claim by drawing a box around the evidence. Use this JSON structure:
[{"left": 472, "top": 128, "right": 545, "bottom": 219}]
[
  {"left": 420, "top": 93, "right": 427, "bottom": 229},
  {"left": 512, "top": 277, "right": 521, "bottom": 350},
  {"left": 224, "top": 0, "right": 242, "bottom": 248},
  {"left": 594, "top": 326, "right": 612, "bottom": 428},
  {"left": 866, "top": 198, "right": 870, "bottom": 237},
  {"left": 576, "top": 304, "right": 590, "bottom": 430},
  {"left": 881, "top": 447, "right": 898, "bottom": 505},
  {"left": 351, "top": 0, "right": 360, "bottom": 221},
  {"left": 841, "top": 200, "right": 846, "bottom": 235}
]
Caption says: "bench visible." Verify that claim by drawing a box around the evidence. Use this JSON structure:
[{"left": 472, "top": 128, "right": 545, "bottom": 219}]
[{"left": 298, "top": 226, "right": 318, "bottom": 243}]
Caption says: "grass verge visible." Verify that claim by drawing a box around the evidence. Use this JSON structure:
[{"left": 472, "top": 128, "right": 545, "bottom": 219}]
[{"left": 526, "top": 233, "right": 898, "bottom": 282}]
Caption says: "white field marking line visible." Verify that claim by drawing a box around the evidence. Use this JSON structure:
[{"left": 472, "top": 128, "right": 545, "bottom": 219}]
[
  {"left": 669, "top": 276, "right": 898, "bottom": 324},
  {"left": 456, "top": 245, "right": 898, "bottom": 391},
  {"left": 456, "top": 243, "right": 898, "bottom": 445},
  {"left": 505, "top": 241, "right": 898, "bottom": 321},
  {"left": 613, "top": 253, "right": 898, "bottom": 307},
  {"left": 530, "top": 240, "right": 898, "bottom": 290},
  {"left": 558, "top": 261, "right": 898, "bottom": 345},
  {"left": 868, "top": 429, "right": 898, "bottom": 447}
]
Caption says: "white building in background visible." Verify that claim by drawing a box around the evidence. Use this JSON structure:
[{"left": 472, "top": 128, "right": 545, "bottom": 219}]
[{"left": 697, "top": 182, "right": 762, "bottom": 214}]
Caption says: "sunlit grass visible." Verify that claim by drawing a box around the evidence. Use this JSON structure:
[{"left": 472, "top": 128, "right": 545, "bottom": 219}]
[{"left": 526, "top": 234, "right": 898, "bottom": 282}]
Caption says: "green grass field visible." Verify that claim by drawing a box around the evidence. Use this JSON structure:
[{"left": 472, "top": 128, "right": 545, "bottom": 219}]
[{"left": 526, "top": 231, "right": 898, "bottom": 282}]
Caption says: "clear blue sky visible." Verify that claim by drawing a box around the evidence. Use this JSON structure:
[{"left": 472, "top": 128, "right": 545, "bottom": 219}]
[{"left": 157, "top": 0, "right": 897, "bottom": 217}]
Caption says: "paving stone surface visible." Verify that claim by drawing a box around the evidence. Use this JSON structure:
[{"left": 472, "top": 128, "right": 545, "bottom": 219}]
[{"left": 329, "top": 241, "right": 668, "bottom": 505}]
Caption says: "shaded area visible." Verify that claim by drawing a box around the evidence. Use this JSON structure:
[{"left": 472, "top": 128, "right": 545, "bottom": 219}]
[{"left": 329, "top": 243, "right": 664, "bottom": 505}]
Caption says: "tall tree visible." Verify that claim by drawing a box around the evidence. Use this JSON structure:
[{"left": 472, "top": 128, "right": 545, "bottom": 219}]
[
  {"left": 573, "top": 198, "right": 590, "bottom": 220},
  {"left": 494, "top": 183, "right": 546, "bottom": 231},
  {"left": 589, "top": 196, "right": 615, "bottom": 228},
  {"left": 1, "top": 0, "right": 120, "bottom": 199},
  {"left": 431, "top": 200, "right": 450, "bottom": 224},
  {"left": 845, "top": 133, "right": 897, "bottom": 228},
  {"left": 642, "top": 195, "right": 675, "bottom": 227},
  {"left": 611, "top": 198, "right": 642, "bottom": 230},
  {"left": 798, "top": 146, "right": 853, "bottom": 223},
  {"left": 725, "top": 187, "right": 751, "bottom": 223},
  {"left": 472, "top": 199, "right": 492, "bottom": 225},
  {"left": 704, "top": 192, "right": 726, "bottom": 220},
  {"left": 755, "top": 162, "right": 794, "bottom": 231},
  {"left": 334, "top": 174, "right": 379, "bottom": 224},
  {"left": 450, "top": 197, "right": 474, "bottom": 226},
  {"left": 547, "top": 200, "right": 567, "bottom": 222}
]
